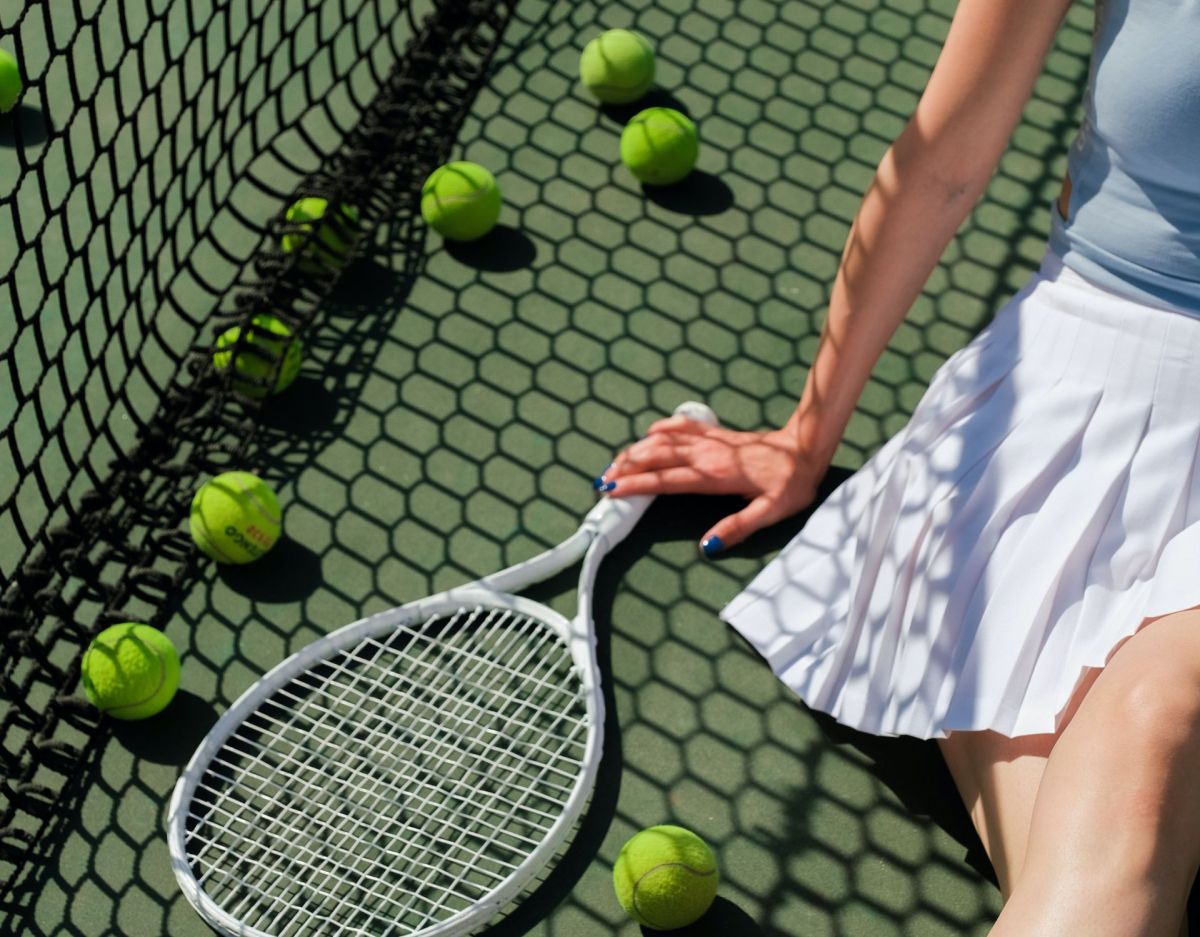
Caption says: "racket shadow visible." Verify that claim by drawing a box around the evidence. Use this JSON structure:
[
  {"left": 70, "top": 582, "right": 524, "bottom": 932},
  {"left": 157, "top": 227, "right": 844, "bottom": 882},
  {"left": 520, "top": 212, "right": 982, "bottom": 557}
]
[
  {"left": 483, "top": 492, "right": 782, "bottom": 936},
  {"left": 479, "top": 535, "right": 637, "bottom": 935},
  {"left": 474, "top": 494, "right": 704, "bottom": 932}
]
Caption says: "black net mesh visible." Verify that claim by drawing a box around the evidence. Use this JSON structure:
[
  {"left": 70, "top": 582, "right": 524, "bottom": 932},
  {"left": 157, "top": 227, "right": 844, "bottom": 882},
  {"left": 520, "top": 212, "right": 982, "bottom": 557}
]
[{"left": 0, "top": 0, "right": 517, "bottom": 897}]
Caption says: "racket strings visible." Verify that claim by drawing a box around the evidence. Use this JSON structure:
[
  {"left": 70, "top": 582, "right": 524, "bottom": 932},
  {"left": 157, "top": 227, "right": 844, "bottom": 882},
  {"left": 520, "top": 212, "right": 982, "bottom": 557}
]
[
  {"left": 197, "top": 611, "right": 569, "bottom": 932},
  {"left": 184, "top": 606, "right": 590, "bottom": 936},
  {"left": 204, "top": 633, "right": 442, "bottom": 933},
  {"left": 204, "top": 612, "right": 583, "bottom": 927},
  {"left": 198, "top": 606, "right": 577, "bottom": 870},
  {"left": 198, "top": 607, "right": 571, "bottom": 926},
  {"left": 192, "top": 609, "right": 566, "bottom": 931}
]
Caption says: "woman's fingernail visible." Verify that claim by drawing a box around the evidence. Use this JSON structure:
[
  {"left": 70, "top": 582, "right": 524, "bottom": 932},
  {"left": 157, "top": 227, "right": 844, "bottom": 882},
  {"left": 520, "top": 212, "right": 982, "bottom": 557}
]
[
  {"left": 591, "top": 463, "right": 614, "bottom": 489},
  {"left": 598, "top": 480, "right": 617, "bottom": 493},
  {"left": 700, "top": 536, "right": 724, "bottom": 557}
]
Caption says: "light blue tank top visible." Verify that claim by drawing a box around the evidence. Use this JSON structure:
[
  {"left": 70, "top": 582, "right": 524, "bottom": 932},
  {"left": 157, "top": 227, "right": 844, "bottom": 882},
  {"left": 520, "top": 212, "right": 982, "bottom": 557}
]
[{"left": 1048, "top": 0, "right": 1200, "bottom": 312}]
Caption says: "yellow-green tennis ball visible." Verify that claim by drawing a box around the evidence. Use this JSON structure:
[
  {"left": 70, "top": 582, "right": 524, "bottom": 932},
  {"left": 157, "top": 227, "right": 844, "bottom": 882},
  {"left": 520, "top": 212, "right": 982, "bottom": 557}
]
[
  {"left": 579, "top": 29, "right": 655, "bottom": 104},
  {"left": 81, "top": 624, "right": 181, "bottom": 721},
  {"left": 281, "top": 197, "right": 360, "bottom": 273},
  {"left": 420, "top": 161, "right": 502, "bottom": 242},
  {"left": 212, "top": 313, "right": 302, "bottom": 398},
  {"left": 620, "top": 107, "right": 698, "bottom": 186},
  {"left": 0, "top": 50, "right": 21, "bottom": 114},
  {"left": 613, "top": 825, "right": 719, "bottom": 930},
  {"left": 189, "top": 470, "right": 281, "bottom": 564}
]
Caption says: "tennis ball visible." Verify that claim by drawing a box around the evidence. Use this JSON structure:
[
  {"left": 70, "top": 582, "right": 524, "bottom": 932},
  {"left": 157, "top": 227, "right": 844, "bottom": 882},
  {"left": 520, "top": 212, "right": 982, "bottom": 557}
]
[
  {"left": 613, "top": 825, "right": 719, "bottom": 930},
  {"left": 420, "top": 161, "right": 502, "bottom": 242},
  {"left": 0, "top": 50, "right": 21, "bottom": 114},
  {"left": 281, "top": 197, "right": 360, "bottom": 273},
  {"left": 190, "top": 470, "right": 282, "bottom": 564},
  {"left": 579, "top": 29, "right": 655, "bottom": 104},
  {"left": 620, "top": 107, "right": 698, "bottom": 186},
  {"left": 212, "top": 313, "right": 302, "bottom": 398},
  {"left": 81, "top": 623, "right": 181, "bottom": 721}
]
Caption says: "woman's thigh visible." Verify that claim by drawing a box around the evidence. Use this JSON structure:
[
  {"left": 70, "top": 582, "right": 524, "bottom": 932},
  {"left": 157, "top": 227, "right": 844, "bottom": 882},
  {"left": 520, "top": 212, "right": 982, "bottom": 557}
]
[
  {"left": 936, "top": 666, "right": 1100, "bottom": 898},
  {"left": 938, "top": 604, "right": 1200, "bottom": 900}
]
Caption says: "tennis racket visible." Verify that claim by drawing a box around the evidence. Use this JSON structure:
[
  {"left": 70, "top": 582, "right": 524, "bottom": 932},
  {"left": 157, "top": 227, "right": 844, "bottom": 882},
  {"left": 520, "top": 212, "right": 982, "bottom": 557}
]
[{"left": 168, "top": 400, "right": 717, "bottom": 937}]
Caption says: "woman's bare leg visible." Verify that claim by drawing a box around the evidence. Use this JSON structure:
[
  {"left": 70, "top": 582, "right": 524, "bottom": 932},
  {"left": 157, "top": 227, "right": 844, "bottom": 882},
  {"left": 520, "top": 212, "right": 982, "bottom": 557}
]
[
  {"left": 939, "top": 618, "right": 1197, "bottom": 933},
  {"left": 938, "top": 728, "right": 1055, "bottom": 899},
  {"left": 938, "top": 666, "right": 1102, "bottom": 899},
  {"left": 986, "top": 607, "right": 1200, "bottom": 936}
]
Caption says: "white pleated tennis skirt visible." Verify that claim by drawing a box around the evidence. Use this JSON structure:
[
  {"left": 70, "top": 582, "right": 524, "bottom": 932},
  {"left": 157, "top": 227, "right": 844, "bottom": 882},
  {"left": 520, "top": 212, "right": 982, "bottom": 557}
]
[{"left": 721, "top": 248, "right": 1200, "bottom": 739}]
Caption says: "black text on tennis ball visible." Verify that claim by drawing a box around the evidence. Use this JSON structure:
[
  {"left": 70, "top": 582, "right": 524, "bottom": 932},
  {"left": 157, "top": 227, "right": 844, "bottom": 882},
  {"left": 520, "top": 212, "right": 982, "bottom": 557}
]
[
  {"left": 420, "top": 161, "right": 502, "bottom": 242},
  {"left": 620, "top": 107, "right": 698, "bottom": 185},
  {"left": 212, "top": 313, "right": 302, "bottom": 398},
  {"left": 0, "top": 49, "right": 21, "bottom": 114},
  {"left": 579, "top": 29, "right": 655, "bottom": 104},
  {"left": 281, "top": 197, "right": 360, "bottom": 273},
  {"left": 189, "top": 471, "right": 282, "bottom": 564}
]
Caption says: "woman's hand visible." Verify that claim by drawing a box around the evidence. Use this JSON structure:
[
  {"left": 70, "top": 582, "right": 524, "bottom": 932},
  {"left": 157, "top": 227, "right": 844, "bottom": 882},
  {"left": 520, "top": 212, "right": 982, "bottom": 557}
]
[{"left": 597, "top": 416, "right": 827, "bottom": 555}]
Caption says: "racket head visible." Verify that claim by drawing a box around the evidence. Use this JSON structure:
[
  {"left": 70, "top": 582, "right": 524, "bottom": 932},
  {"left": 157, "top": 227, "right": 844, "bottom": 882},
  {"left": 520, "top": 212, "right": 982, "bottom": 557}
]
[{"left": 168, "top": 588, "right": 602, "bottom": 937}]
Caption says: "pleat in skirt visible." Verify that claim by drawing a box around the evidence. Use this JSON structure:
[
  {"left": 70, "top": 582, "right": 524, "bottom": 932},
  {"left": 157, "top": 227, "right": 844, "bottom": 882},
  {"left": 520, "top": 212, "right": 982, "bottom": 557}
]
[{"left": 721, "top": 248, "right": 1200, "bottom": 739}]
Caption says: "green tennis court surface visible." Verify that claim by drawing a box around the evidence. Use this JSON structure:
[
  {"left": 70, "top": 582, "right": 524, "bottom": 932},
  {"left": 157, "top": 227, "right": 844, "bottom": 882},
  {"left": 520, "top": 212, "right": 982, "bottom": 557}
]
[{"left": 2, "top": 0, "right": 1110, "bottom": 932}]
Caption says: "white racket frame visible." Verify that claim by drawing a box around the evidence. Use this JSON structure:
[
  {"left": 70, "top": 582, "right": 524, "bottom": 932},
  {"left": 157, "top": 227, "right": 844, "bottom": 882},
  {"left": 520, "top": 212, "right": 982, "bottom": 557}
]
[{"left": 168, "top": 401, "right": 714, "bottom": 937}]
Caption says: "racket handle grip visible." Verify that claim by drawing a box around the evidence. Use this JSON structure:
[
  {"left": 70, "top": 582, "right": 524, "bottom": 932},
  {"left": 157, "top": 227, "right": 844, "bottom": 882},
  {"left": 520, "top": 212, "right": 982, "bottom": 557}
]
[
  {"left": 582, "top": 401, "right": 717, "bottom": 547},
  {"left": 582, "top": 492, "right": 655, "bottom": 546}
]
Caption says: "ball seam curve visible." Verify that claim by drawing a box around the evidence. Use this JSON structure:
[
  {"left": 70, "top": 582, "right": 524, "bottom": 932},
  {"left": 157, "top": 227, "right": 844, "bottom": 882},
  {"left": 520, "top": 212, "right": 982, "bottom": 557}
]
[
  {"left": 98, "top": 638, "right": 169, "bottom": 716},
  {"left": 630, "top": 861, "right": 717, "bottom": 929}
]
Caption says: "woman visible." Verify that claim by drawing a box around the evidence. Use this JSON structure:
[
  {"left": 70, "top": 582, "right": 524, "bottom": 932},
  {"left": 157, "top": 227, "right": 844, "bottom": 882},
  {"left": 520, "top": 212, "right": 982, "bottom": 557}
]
[{"left": 600, "top": 0, "right": 1200, "bottom": 932}]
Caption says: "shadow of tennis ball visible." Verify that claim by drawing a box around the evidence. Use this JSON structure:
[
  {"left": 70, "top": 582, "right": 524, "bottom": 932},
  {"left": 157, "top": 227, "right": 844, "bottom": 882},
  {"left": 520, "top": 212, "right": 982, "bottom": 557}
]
[
  {"left": 324, "top": 256, "right": 403, "bottom": 314},
  {"left": 599, "top": 87, "right": 690, "bottom": 126},
  {"left": 258, "top": 377, "right": 339, "bottom": 436},
  {"left": 444, "top": 224, "right": 537, "bottom": 272},
  {"left": 641, "top": 170, "right": 733, "bottom": 217},
  {"left": 217, "top": 535, "right": 322, "bottom": 602},
  {"left": 0, "top": 102, "right": 52, "bottom": 148},
  {"left": 109, "top": 691, "right": 221, "bottom": 765},
  {"left": 643, "top": 896, "right": 766, "bottom": 935}
]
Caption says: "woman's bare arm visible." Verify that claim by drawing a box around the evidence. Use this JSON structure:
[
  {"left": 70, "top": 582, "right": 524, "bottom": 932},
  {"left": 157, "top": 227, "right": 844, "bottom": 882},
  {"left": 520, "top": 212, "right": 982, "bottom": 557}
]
[
  {"left": 789, "top": 0, "right": 1077, "bottom": 469},
  {"left": 606, "top": 0, "right": 1078, "bottom": 553}
]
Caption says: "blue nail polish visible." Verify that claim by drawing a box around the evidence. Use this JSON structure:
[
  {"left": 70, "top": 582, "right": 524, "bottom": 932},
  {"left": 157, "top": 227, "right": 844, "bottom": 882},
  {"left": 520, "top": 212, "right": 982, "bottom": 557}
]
[
  {"left": 701, "top": 536, "right": 724, "bottom": 557},
  {"left": 592, "top": 464, "right": 615, "bottom": 490},
  {"left": 598, "top": 480, "right": 616, "bottom": 493}
]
